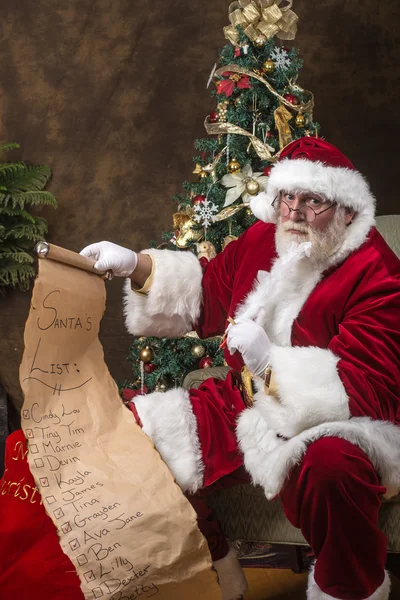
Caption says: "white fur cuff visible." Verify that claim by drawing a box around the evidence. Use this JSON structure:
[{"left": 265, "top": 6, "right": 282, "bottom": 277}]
[
  {"left": 307, "top": 563, "right": 391, "bottom": 600},
  {"left": 133, "top": 387, "right": 204, "bottom": 493},
  {"left": 123, "top": 248, "right": 203, "bottom": 337},
  {"left": 264, "top": 345, "right": 350, "bottom": 438}
]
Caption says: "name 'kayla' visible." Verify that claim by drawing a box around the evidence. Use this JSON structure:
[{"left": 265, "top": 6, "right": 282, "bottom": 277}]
[{"left": 55, "top": 469, "right": 91, "bottom": 489}]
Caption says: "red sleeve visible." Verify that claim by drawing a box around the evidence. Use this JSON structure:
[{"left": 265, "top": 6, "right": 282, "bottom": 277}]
[
  {"left": 329, "top": 264, "right": 400, "bottom": 423},
  {"left": 194, "top": 233, "right": 245, "bottom": 339}
]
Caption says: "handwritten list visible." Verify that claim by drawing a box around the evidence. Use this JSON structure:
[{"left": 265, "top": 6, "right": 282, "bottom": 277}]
[{"left": 20, "top": 257, "right": 221, "bottom": 600}]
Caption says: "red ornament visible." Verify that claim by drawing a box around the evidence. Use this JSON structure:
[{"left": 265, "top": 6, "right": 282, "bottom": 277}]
[
  {"left": 122, "top": 388, "right": 136, "bottom": 401},
  {"left": 263, "top": 165, "right": 272, "bottom": 176},
  {"left": 210, "top": 111, "right": 218, "bottom": 123},
  {"left": 192, "top": 194, "right": 206, "bottom": 205},
  {"left": 283, "top": 93, "right": 300, "bottom": 106},
  {"left": 144, "top": 363, "right": 156, "bottom": 373},
  {"left": 199, "top": 356, "right": 213, "bottom": 369},
  {"left": 266, "top": 130, "right": 275, "bottom": 138},
  {"left": 234, "top": 47, "right": 241, "bottom": 58}
]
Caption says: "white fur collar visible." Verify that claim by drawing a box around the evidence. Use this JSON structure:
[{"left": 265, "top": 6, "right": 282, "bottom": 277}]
[{"left": 235, "top": 243, "right": 324, "bottom": 346}]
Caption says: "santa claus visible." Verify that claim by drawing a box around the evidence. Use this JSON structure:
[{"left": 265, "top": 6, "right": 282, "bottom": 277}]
[{"left": 82, "top": 137, "right": 400, "bottom": 600}]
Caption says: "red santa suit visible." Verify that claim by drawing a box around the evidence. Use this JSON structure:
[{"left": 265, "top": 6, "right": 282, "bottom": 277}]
[{"left": 123, "top": 138, "right": 400, "bottom": 600}]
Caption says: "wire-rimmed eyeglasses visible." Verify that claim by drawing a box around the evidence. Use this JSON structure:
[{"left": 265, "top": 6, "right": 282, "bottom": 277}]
[{"left": 272, "top": 195, "right": 336, "bottom": 224}]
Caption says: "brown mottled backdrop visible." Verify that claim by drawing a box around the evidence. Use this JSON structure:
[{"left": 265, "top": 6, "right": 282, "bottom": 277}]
[{"left": 1, "top": 0, "right": 399, "bottom": 423}]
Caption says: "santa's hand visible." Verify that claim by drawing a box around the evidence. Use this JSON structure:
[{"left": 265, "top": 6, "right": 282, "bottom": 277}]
[
  {"left": 226, "top": 320, "right": 271, "bottom": 377},
  {"left": 80, "top": 241, "right": 138, "bottom": 277}
]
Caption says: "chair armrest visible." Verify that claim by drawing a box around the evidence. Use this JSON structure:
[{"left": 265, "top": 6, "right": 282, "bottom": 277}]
[{"left": 182, "top": 366, "right": 232, "bottom": 390}]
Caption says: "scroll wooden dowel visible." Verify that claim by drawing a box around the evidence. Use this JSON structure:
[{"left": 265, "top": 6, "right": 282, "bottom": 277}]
[{"left": 34, "top": 241, "right": 112, "bottom": 279}]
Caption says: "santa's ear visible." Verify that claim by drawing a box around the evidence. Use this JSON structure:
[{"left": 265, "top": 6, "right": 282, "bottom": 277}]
[{"left": 344, "top": 206, "right": 356, "bottom": 225}]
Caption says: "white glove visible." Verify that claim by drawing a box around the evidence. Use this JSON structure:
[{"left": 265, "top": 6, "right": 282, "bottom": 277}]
[
  {"left": 226, "top": 320, "right": 271, "bottom": 377},
  {"left": 80, "top": 241, "right": 138, "bottom": 277}
]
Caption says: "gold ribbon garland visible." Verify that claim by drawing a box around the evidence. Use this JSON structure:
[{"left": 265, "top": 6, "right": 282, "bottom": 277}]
[
  {"left": 205, "top": 117, "right": 278, "bottom": 161},
  {"left": 223, "top": 0, "right": 298, "bottom": 46},
  {"left": 274, "top": 103, "right": 293, "bottom": 148},
  {"left": 215, "top": 65, "right": 314, "bottom": 115}
]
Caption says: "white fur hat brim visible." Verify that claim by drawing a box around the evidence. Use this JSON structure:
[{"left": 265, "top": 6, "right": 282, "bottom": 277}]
[{"left": 250, "top": 158, "right": 376, "bottom": 225}]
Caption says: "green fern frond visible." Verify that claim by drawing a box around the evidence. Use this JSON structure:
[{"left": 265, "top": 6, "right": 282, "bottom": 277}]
[
  {"left": 0, "top": 206, "right": 36, "bottom": 221},
  {"left": 7, "top": 190, "right": 57, "bottom": 209},
  {"left": 0, "top": 144, "right": 56, "bottom": 293},
  {"left": 0, "top": 251, "right": 33, "bottom": 264},
  {"left": 4, "top": 217, "right": 48, "bottom": 242},
  {"left": 0, "top": 143, "right": 20, "bottom": 153},
  {"left": 0, "top": 262, "right": 35, "bottom": 290},
  {"left": 0, "top": 164, "right": 52, "bottom": 194}
]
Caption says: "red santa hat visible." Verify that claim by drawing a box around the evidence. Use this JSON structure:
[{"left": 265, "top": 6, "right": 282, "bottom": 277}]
[{"left": 250, "top": 137, "right": 376, "bottom": 226}]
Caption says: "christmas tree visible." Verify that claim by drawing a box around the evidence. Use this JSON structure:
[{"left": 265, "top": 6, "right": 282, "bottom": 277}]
[
  {"left": 0, "top": 143, "right": 57, "bottom": 294},
  {"left": 122, "top": 0, "right": 319, "bottom": 400}
]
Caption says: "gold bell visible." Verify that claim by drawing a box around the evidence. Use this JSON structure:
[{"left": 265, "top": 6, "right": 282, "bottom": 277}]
[
  {"left": 175, "top": 219, "right": 203, "bottom": 249},
  {"left": 295, "top": 113, "right": 306, "bottom": 128},
  {"left": 228, "top": 159, "right": 241, "bottom": 174}
]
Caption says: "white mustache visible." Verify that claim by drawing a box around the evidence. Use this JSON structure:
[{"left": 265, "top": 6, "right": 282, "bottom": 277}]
[{"left": 280, "top": 221, "right": 310, "bottom": 234}]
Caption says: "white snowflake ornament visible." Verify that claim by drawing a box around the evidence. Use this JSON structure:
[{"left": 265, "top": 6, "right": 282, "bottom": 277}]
[
  {"left": 270, "top": 47, "right": 291, "bottom": 71},
  {"left": 193, "top": 199, "right": 219, "bottom": 228}
]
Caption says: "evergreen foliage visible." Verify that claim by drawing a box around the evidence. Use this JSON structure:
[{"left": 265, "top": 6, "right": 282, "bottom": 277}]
[{"left": 0, "top": 144, "right": 57, "bottom": 293}]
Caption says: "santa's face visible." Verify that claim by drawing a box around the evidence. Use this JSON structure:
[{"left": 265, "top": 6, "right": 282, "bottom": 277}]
[{"left": 275, "top": 191, "right": 354, "bottom": 263}]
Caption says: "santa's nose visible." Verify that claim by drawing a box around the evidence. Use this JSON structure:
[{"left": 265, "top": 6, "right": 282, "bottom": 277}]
[{"left": 288, "top": 200, "right": 305, "bottom": 221}]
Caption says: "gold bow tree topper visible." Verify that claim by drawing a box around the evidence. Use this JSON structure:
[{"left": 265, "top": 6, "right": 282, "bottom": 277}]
[{"left": 224, "top": 0, "right": 298, "bottom": 47}]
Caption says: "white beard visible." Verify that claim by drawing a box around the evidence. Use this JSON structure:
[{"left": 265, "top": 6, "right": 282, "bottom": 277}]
[{"left": 275, "top": 209, "right": 348, "bottom": 268}]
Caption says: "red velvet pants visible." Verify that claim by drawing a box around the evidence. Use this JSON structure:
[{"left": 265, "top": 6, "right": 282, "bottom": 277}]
[{"left": 187, "top": 437, "right": 388, "bottom": 600}]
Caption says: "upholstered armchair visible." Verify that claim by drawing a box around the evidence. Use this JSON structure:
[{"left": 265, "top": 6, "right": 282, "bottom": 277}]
[{"left": 182, "top": 215, "right": 400, "bottom": 576}]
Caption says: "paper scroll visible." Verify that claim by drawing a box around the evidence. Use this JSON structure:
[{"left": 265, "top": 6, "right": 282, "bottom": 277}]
[{"left": 19, "top": 253, "right": 221, "bottom": 600}]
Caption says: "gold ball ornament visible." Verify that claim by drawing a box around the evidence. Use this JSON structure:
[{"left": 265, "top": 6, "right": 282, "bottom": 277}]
[
  {"left": 191, "top": 344, "right": 206, "bottom": 358},
  {"left": 253, "top": 34, "right": 267, "bottom": 47},
  {"left": 198, "top": 170, "right": 208, "bottom": 180},
  {"left": 262, "top": 60, "right": 275, "bottom": 74},
  {"left": 228, "top": 158, "right": 241, "bottom": 174},
  {"left": 295, "top": 113, "right": 306, "bottom": 128},
  {"left": 245, "top": 179, "right": 260, "bottom": 196},
  {"left": 245, "top": 208, "right": 253, "bottom": 217},
  {"left": 139, "top": 346, "right": 154, "bottom": 363}
]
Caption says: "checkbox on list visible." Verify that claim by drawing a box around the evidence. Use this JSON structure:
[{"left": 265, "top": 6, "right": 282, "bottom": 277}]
[
  {"left": 29, "top": 444, "right": 39, "bottom": 454},
  {"left": 53, "top": 508, "right": 64, "bottom": 519},
  {"left": 45, "top": 495, "right": 57, "bottom": 505},
  {"left": 25, "top": 429, "right": 34, "bottom": 438},
  {"left": 77, "top": 554, "right": 88, "bottom": 566},
  {"left": 39, "top": 477, "right": 49, "bottom": 487},
  {"left": 93, "top": 588, "right": 103, "bottom": 598},
  {"left": 61, "top": 522, "right": 72, "bottom": 534},
  {"left": 69, "top": 538, "right": 80, "bottom": 551},
  {"left": 84, "top": 570, "right": 96, "bottom": 583},
  {"left": 22, "top": 410, "right": 30, "bottom": 419},
  {"left": 34, "top": 458, "right": 44, "bottom": 468}
]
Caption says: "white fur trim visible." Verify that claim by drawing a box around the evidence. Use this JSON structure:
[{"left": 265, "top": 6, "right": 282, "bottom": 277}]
[
  {"left": 235, "top": 249, "right": 323, "bottom": 346},
  {"left": 213, "top": 547, "right": 248, "bottom": 600},
  {"left": 237, "top": 412, "right": 400, "bottom": 500},
  {"left": 133, "top": 388, "right": 204, "bottom": 493},
  {"left": 307, "top": 563, "right": 391, "bottom": 600},
  {"left": 258, "top": 345, "right": 350, "bottom": 438},
  {"left": 123, "top": 248, "right": 203, "bottom": 337}
]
